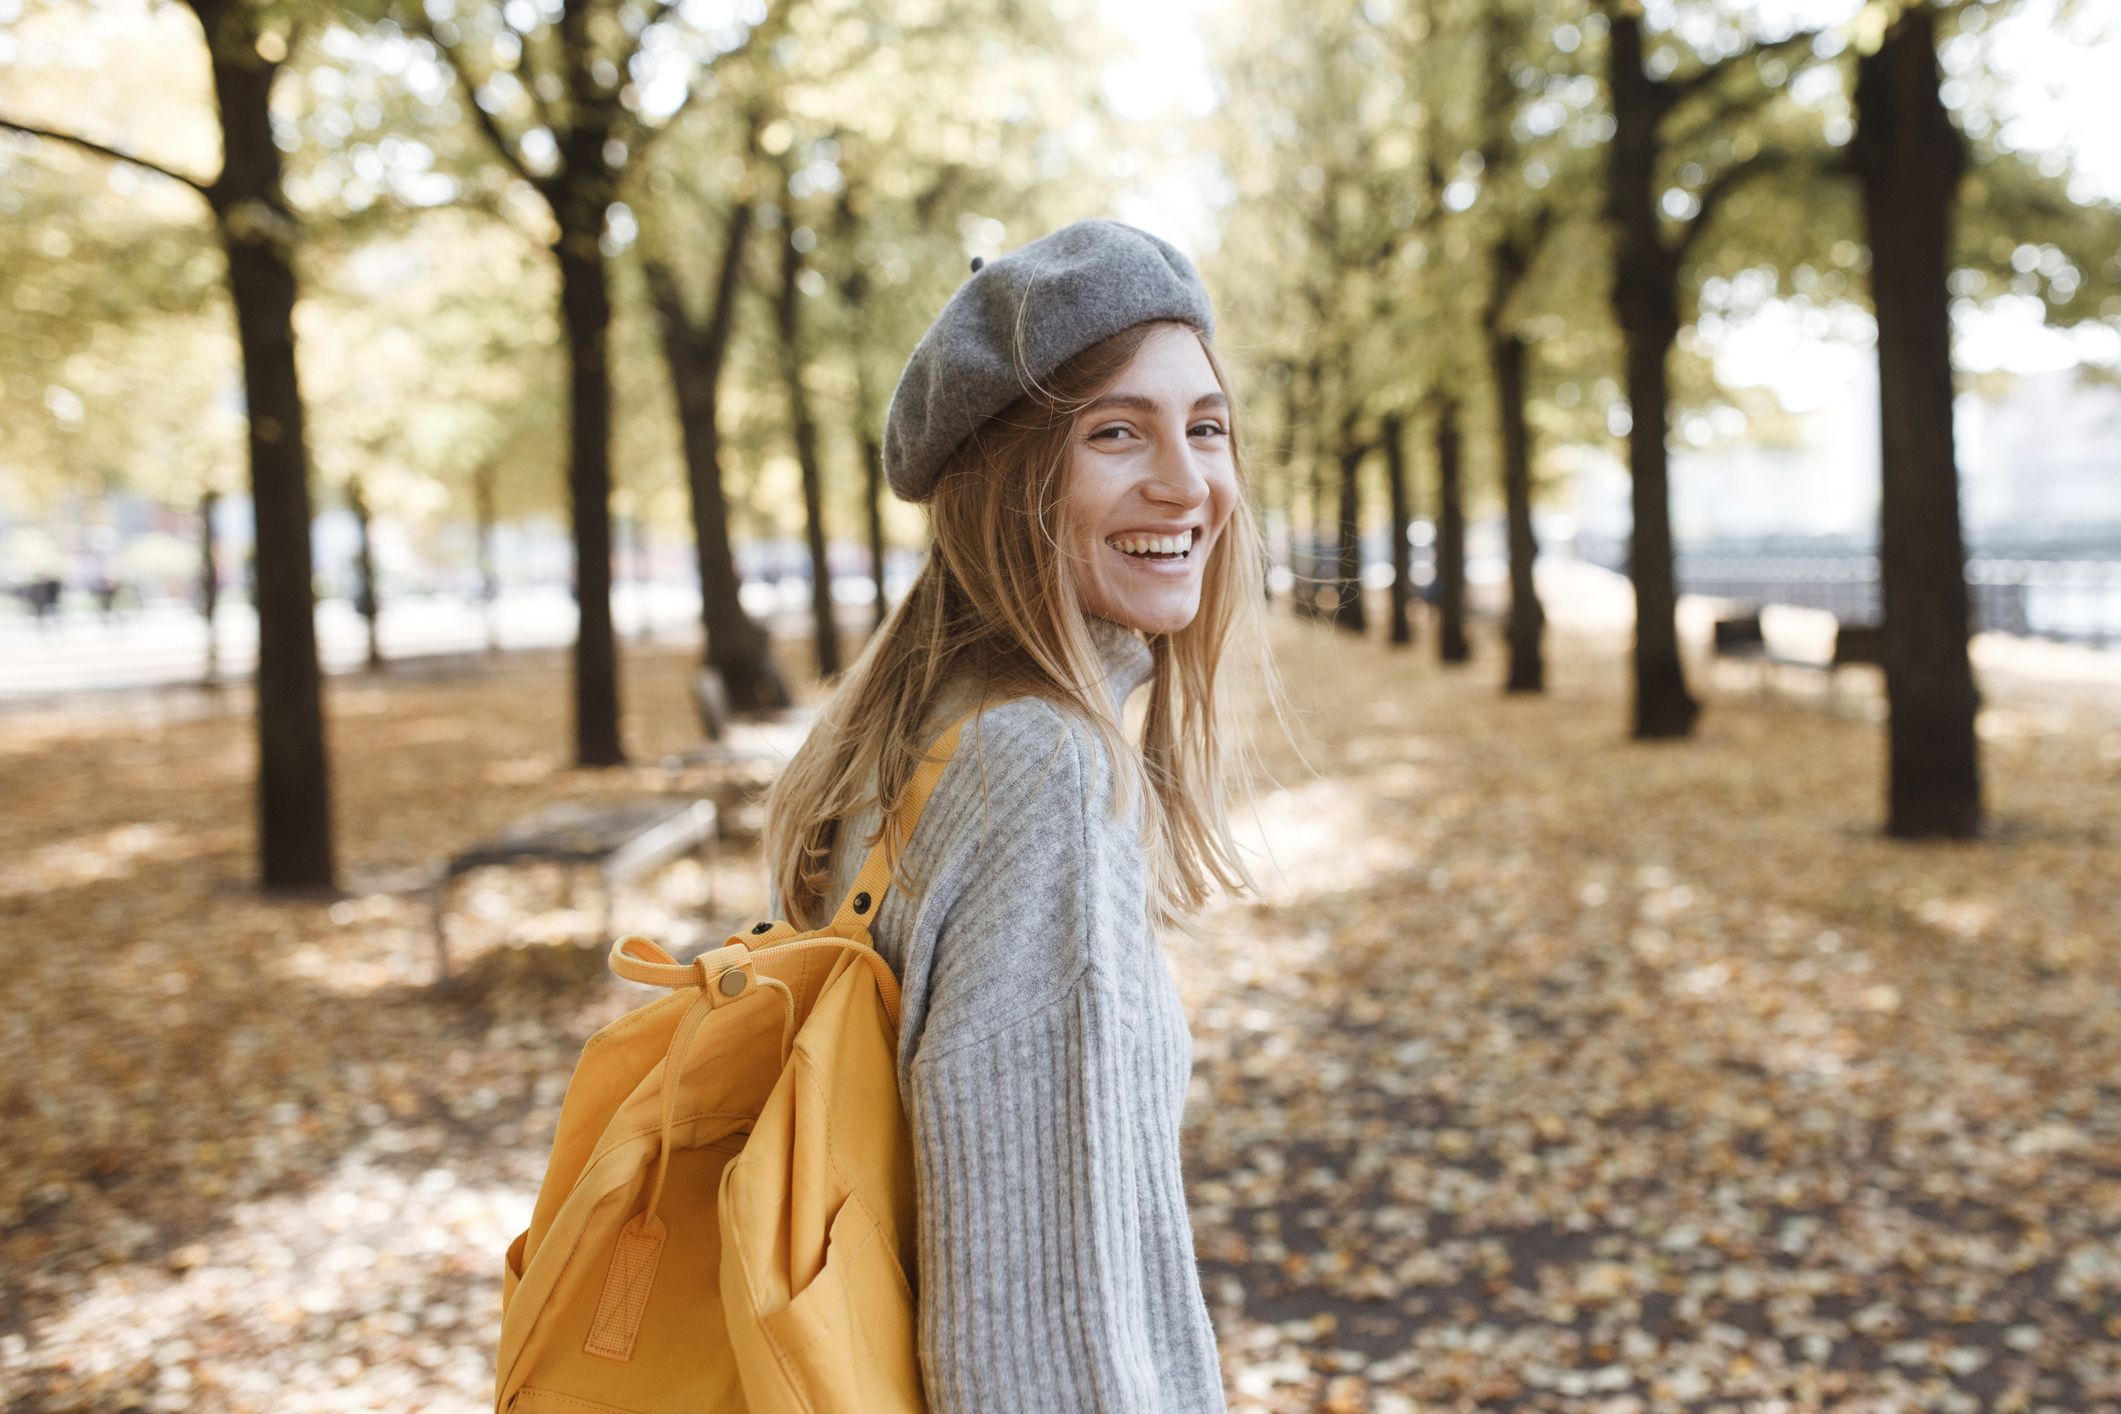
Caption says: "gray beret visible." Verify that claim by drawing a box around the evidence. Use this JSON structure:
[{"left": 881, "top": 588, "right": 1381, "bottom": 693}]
[{"left": 882, "top": 217, "right": 1217, "bottom": 503}]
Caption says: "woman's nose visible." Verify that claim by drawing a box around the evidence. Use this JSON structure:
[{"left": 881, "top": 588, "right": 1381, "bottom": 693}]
[{"left": 1146, "top": 426, "right": 1210, "bottom": 505}]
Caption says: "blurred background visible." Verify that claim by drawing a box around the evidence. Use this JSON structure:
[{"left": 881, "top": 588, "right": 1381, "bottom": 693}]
[{"left": 3, "top": 0, "right": 2119, "bottom": 1409}]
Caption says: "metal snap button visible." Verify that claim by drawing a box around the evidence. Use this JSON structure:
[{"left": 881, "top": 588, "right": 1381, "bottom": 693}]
[
  {"left": 750, "top": 922, "right": 772, "bottom": 935},
  {"left": 718, "top": 969, "right": 749, "bottom": 997},
  {"left": 853, "top": 891, "right": 872, "bottom": 915}
]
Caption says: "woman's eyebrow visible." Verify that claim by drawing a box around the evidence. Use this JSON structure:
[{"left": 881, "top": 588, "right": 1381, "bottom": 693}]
[{"left": 1079, "top": 391, "right": 1230, "bottom": 416}]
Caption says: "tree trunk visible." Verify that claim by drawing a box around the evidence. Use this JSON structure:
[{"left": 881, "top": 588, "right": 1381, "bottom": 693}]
[
  {"left": 1332, "top": 412, "right": 1367, "bottom": 634},
  {"left": 642, "top": 218, "right": 792, "bottom": 714},
  {"left": 474, "top": 462, "right": 500, "bottom": 656},
  {"left": 1619, "top": 316, "right": 1693, "bottom": 735},
  {"left": 1852, "top": 5, "right": 1983, "bottom": 838},
  {"left": 1264, "top": 366, "right": 1294, "bottom": 606},
  {"left": 348, "top": 474, "right": 383, "bottom": 671},
  {"left": 1285, "top": 358, "right": 1318, "bottom": 619},
  {"left": 861, "top": 429, "right": 887, "bottom": 634},
  {"left": 1434, "top": 397, "right": 1470, "bottom": 664},
  {"left": 775, "top": 217, "right": 839, "bottom": 679},
  {"left": 191, "top": 0, "right": 335, "bottom": 892},
  {"left": 831, "top": 191, "right": 893, "bottom": 637},
  {"left": 554, "top": 232, "right": 626, "bottom": 765},
  {"left": 199, "top": 487, "right": 220, "bottom": 685},
  {"left": 1382, "top": 411, "right": 1413, "bottom": 647},
  {"left": 1493, "top": 329, "right": 1545, "bottom": 693},
  {"left": 1606, "top": 11, "right": 1699, "bottom": 739}
]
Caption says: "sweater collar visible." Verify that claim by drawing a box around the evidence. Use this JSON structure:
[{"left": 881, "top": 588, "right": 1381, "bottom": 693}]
[
  {"left": 1085, "top": 612, "right": 1156, "bottom": 713},
  {"left": 925, "top": 614, "right": 1157, "bottom": 734}
]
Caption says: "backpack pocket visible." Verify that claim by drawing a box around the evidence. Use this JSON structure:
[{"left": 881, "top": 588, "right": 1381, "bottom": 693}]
[{"left": 756, "top": 1192, "right": 920, "bottom": 1412}]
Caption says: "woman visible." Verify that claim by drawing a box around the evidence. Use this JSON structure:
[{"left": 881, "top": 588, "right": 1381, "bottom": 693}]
[{"left": 761, "top": 218, "right": 1285, "bottom": 1412}]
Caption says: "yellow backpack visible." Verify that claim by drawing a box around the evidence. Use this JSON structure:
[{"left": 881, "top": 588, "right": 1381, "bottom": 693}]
[{"left": 496, "top": 713, "right": 974, "bottom": 1413}]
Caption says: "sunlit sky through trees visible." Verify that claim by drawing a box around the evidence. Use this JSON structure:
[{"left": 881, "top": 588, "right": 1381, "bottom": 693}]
[
  {"left": 1071, "top": 0, "right": 2118, "bottom": 538},
  {"left": 1094, "top": 0, "right": 2119, "bottom": 378},
  {"left": 2, "top": 0, "right": 2115, "bottom": 546}
]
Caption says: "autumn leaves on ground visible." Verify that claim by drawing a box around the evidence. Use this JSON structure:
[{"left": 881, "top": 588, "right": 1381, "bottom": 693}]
[{"left": 3, "top": 604, "right": 2117, "bottom": 1413}]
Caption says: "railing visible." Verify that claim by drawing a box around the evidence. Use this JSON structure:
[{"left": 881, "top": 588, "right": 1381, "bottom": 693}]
[{"left": 1671, "top": 554, "right": 2121, "bottom": 649}]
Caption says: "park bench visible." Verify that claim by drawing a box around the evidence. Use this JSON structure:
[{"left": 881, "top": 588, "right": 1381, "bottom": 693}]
[
  {"left": 1711, "top": 610, "right": 1885, "bottom": 705},
  {"left": 657, "top": 666, "right": 820, "bottom": 841},
  {"left": 659, "top": 666, "right": 820, "bottom": 769},
  {"left": 429, "top": 795, "right": 718, "bottom": 983}
]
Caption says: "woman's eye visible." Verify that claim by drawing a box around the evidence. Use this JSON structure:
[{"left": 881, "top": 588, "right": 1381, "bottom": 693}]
[{"left": 1088, "top": 422, "right": 1225, "bottom": 443}]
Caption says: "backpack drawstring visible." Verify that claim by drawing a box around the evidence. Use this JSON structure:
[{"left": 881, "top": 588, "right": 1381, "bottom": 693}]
[{"left": 637, "top": 972, "right": 795, "bottom": 1234}]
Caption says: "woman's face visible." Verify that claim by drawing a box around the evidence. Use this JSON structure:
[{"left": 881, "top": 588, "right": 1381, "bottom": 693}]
[{"left": 1063, "top": 324, "right": 1239, "bottom": 637}]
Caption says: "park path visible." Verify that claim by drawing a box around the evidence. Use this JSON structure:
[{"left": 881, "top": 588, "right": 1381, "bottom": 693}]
[
  {"left": 1, "top": 594, "right": 2117, "bottom": 1411},
  {"left": 1172, "top": 606, "right": 2121, "bottom": 1411}
]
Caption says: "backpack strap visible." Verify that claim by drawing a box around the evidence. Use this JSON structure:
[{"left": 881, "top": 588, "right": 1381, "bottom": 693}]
[{"left": 821, "top": 709, "right": 976, "bottom": 937}]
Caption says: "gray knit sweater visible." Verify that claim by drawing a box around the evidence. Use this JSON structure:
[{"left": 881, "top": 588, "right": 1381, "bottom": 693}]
[{"left": 766, "top": 613, "right": 1227, "bottom": 1412}]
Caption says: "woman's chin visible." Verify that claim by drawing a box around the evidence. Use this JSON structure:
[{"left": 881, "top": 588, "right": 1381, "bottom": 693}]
[{"left": 1087, "top": 590, "right": 1200, "bottom": 637}]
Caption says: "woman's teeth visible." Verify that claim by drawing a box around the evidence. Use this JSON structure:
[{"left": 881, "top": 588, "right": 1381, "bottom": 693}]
[{"left": 1108, "top": 531, "right": 1193, "bottom": 559}]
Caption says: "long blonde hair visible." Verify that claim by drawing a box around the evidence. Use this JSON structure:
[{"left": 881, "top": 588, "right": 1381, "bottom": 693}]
[{"left": 760, "top": 318, "right": 1289, "bottom": 939}]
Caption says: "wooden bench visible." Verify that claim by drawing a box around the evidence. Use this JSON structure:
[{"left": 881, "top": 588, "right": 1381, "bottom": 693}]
[
  {"left": 1711, "top": 611, "right": 1884, "bottom": 704},
  {"left": 657, "top": 668, "right": 819, "bottom": 841},
  {"left": 430, "top": 796, "right": 718, "bottom": 982}
]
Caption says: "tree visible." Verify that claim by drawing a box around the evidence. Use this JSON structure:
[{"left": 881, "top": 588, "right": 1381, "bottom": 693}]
[
  {"left": 1380, "top": 411, "right": 1416, "bottom": 646},
  {"left": 1850, "top": 0, "right": 1981, "bottom": 837},
  {"left": 1418, "top": 19, "right": 1474, "bottom": 666},
  {"left": 1431, "top": 392, "right": 1470, "bottom": 662},
  {"left": 638, "top": 109, "right": 793, "bottom": 713},
  {"left": 403, "top": 0, "right": 787, "bottom": 766},
  {"left": 3, "top": 0, "right": 337, "bottom": 892},
  {"left": 1331, "top": 406, "right": 1370, "bottom": 634},
  {"left": 768, "top": 156, "right": 840, "bottom": 680},
  {"left": 829, "top": 174, "right": 893, "bottom": 636},
  {"left": 346, "top": 473, "right": 384, "bottom": 670},
  {"left": 1205, "top": 0, "right": 1422, "bottom": 636},
  {"left": 199, "top": 488, "right": 224, "bottom": 684},
  {"left": 1487, "top": 237, "right": 1546, "bottom": 693},
  {"left": 1594, "top": 1, "right": 1822, "bottom": 738},
  {"left": 1468, "top": 4, "right": 1561, "bottom": 694}
]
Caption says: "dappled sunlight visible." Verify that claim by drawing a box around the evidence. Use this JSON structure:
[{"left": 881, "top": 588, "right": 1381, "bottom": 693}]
[
  {"left": 1164, "top": 612, "right": 2121, "bottom": 1409},
  {"left": 0, "top": 820, "right": 235, "bottom": 899},
  {"left": 6, "top": 1151, "right": 526, "bottom": 1412},
  {"left": 3, "top": 613, "right": 2117, "bottom": 1408},
  {"left": 1224, "top": 773, "right": 1434, "bottom": 907}
]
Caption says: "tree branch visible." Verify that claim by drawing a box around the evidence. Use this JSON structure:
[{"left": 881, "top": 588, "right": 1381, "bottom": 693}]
[
  {"left": 1663, "top": 40, "right": 1829, "bottom": 149},
  {"left": 0, "top": 117, "right": 215, "bottom": 199},
  {"left": 1482, "top": 203, "right": 1558, "bottom": 337},
  {"left": 1664, "top": 26, "right": 1823, "bottom": 111},
  {"left": 402, "top": 9, "right": 550, "bottom": 194},
  {"left": 311, "top": 186, "right": 525, "bottom": 244},
  {"left": 627, "top": 0, "right": 803, "bottom": 161},
  {"left": 1677, "top": 147, "right": 1809, "bottom": 258}
]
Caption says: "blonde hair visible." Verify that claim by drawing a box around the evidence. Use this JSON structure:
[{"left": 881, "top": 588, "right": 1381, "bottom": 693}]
[{"left": 760, "top": 319, "right": 1290, "bottom": 940}]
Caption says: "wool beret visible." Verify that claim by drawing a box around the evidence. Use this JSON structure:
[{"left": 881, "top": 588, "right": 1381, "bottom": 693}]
[{"left": 882, "top": 217, "right": 1218, "bottom": 503}]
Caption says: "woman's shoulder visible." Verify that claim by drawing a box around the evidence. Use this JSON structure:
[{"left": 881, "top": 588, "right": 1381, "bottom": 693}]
[
  {"left": 903, "top": 695, "right": 1153, "bottom": 1054},
  {"left": 929, "top": 692, "right": 1126, "bottom": 809}
]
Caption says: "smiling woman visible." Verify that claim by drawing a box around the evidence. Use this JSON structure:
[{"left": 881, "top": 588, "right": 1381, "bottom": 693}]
[{"left": 756, "top": 218, "right": 1290, "bottom": 1411}]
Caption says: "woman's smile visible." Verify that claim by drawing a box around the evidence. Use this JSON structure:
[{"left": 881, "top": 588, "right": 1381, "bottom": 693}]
[{"left": 1105, "top": 525, "right": 1203, "bottom": 574}]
